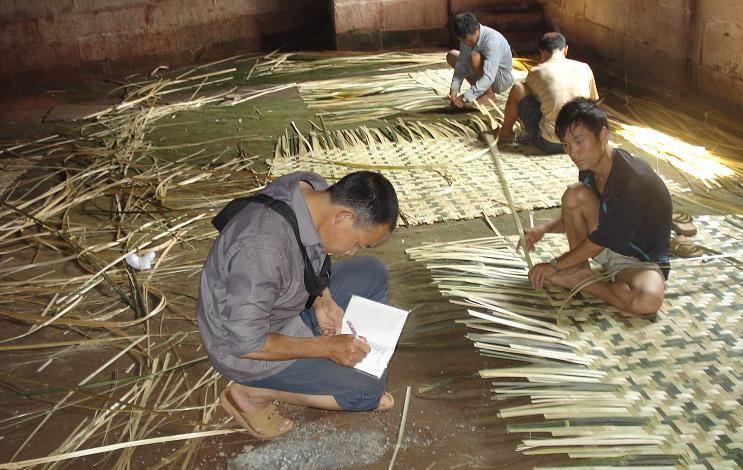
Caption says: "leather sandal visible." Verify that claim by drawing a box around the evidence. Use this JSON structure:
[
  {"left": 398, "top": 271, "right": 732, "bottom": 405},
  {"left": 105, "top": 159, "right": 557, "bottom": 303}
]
[
  {"left": 373, "top": 391, "right": 395, "bottom": 412},
  {"left": 672, "top": 211, "right": 697, "bottom": 237},
  {"left": 220, "top": 387, "right": 293, "bottom": 439},
  {"left": 669, "top": 235, "right": 703, "bottom": 258}
]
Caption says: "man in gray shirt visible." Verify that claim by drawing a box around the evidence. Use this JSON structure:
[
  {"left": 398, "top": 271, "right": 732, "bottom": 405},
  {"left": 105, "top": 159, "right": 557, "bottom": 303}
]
[
  {"left": 197, "top": 171, "right": 399, "bottom": 438},
  {"left": 447, "top": 12, "right": 514, "bottom": 108}
]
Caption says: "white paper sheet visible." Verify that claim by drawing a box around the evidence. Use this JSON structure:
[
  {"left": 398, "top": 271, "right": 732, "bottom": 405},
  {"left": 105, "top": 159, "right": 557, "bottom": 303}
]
[{"left": 340, "top": 295, "right": 409, "bottom": 378}]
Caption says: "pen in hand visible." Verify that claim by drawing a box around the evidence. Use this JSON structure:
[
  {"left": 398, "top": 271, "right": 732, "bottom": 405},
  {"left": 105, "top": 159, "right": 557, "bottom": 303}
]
[{"left": 346, "top": 320, "right": 358, "bottom": 337}]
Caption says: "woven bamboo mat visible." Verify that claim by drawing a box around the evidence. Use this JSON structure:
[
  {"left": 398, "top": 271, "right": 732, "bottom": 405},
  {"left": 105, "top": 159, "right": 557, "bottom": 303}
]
[
  {"left": 270, "top": 121, "right": 577, "bottom": 225},
  {"left": 408, "top": 215, "right": 743, "bottom": 469},
  {"left": 297, "top": 68, "right": 526, "bottom": 126},
  {"left": 271, "top": 120, "right": 691, "bottom": 226}
]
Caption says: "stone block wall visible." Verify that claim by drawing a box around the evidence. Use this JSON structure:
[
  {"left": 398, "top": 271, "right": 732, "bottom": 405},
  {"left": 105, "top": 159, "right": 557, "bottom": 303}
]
[
  {"left": 539, "top": 0, "right": 743, "bottom": 112},
  {"left": 332, "top": 0, "right": 449, "bottom": 50},
  {"left": 0, "top": 0, "right": 332, "bottom": 91}
]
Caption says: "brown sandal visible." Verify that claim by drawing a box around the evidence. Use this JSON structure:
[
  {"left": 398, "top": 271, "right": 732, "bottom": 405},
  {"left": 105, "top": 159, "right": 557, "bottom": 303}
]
[
  {"left": 373, "top": 391, "right": 395, "bottom": 412},
  {"left": 220, "top": 387, "right": 293, "bottom": 439},
  {"left": 672, "top": 211, "right": 697, "bottom": 237},
  {"left": 669, "top": 235, "right": 703, "bottom": 258}
]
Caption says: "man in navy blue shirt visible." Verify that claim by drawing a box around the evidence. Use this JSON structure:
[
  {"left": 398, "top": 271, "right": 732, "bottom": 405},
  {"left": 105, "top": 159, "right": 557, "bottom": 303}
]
[{"left": 520, "top": 97, "right": 671, "bottom": 315}]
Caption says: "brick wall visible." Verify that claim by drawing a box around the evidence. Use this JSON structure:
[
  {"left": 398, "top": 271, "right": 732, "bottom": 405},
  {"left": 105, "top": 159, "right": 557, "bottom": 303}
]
[
  {"left": 539, "top": 0, "right": 743, "bottom": 112},
  {"left": 332, "top": 0, "right": 449, "bottom": 50},
  {"left": 0, "top": 0, "right": 332, "bottom": 91}
]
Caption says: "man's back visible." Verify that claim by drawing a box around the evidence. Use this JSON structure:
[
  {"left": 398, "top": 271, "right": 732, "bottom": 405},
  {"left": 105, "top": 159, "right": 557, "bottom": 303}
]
[{"left": 526, "top": 56, "right": 598, "bottom": 143}]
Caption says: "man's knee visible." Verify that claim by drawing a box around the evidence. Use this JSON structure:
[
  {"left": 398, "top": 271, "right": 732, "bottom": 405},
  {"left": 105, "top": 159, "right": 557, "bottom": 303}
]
[
  {"left": 627, "top": 289, "right": 664, "bottom": 316},
  {"left": 626, "top": 275, "right": 665, "bottom": 315},
  {"left": 509, "top": 81, "right": 529, "bottom": 104},
  {"left": 335, "top": 373, "right": 387, "bottom": 411},
  {"left": 561, "top": 183, "right": 596, "bottom": 209},
  {"left": 469, "top": 50, "right": 483, "bottom": 75},
  {"left": 446, "top": 50, "right": 458, "bottom": 68},
  {"left": 469, "top": 50, "right": 482, "bottom": 66}
]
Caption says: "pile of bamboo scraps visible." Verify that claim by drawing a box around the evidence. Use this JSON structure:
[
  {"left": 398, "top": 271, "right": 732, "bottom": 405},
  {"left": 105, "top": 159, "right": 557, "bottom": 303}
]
[
  {"left": 0, "top": 70, "right": 271, "bottom": 468},
  {"left": 297, "top": 68, "right": 528, "bottom": 126},
  {"left": 269, "top": 121, "right": 578, "bottom": 225},
  {"left": 407, "top": 215, "right": 743, "bottom": 469}
]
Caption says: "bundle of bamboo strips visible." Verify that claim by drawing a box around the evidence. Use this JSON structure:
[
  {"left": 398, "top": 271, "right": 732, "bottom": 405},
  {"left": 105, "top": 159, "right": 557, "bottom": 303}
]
[
  {"left": 408, "top": 222, "right": 743, "bottom": 468},
  {"left": 406, "top": 235, "right": 674, "bottom": 466}
]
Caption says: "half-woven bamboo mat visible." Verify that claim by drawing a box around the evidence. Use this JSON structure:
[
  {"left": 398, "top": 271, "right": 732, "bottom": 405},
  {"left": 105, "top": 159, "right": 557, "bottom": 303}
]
[
  {"left": 250, "top": 51, "right": 447, "bottom": 78},
  {"left": 270, "top": 120, "right": 691, "bottom": 226},
  {"left": 298, "top": 67, "right": 528, "bottom": 126},
  {"left": 407, "top": 215, "right": 743, "bottom": 469},
  {"left": 270, "top": 119, "right": 576, "bottom": 225}
]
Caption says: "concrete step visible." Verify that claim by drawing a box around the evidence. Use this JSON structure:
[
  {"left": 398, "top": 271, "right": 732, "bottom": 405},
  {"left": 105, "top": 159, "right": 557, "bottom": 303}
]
[
  {"left": 476, "top": 8, "right": 545, "bottom": 32},
  {"left": 450, "top": 0, "right": 538, "bottom": 14}
]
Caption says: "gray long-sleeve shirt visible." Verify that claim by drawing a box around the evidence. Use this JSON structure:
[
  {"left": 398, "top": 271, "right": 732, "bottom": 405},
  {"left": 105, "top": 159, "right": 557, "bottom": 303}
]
[
  {"left": 450, "top": 25, "right": 514, "bottom": 102},
  {"left": 196, "top": 172, "right": 328, "bottom": 383}
]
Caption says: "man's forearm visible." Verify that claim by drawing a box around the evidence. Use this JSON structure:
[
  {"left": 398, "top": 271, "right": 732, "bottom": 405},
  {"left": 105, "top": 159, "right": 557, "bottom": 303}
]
[
  {"left": 555, "top": 239, "right": 603, "bottom": 271},
  {"left": 541, "top": 216, "right": 565, "bottom": 234},
  {"left": 241, "top": 333, "right": 329, "bottom": 361}
]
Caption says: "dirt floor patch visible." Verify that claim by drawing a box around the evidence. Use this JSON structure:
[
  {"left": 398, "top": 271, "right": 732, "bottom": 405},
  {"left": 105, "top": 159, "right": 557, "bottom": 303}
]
[{"left": 228, "top": 421, "right": 389, "bottom": 470}]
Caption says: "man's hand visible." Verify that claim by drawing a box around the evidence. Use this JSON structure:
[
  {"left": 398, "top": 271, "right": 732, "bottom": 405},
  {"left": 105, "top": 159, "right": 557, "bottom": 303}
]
[
  {"left": 326, "top": 335, "right": 370, "bottom": 367},
  {"left": 528, "top": 262, "right": 558, "bottom": 290},
  {"left": 312, "top": 291, "right": 343, "bottom": 336},
  {"left": 449, "top": 91, "right": 465, "bottom": 109},
  {"left": 517, "top": 226, "right": 546, "bottom": 252}
]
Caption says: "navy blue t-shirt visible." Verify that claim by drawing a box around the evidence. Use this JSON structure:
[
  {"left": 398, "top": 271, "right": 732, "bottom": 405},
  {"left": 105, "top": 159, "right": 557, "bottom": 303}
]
[{"left": 579, "top": 148, "right": 672, "bottom": 279}]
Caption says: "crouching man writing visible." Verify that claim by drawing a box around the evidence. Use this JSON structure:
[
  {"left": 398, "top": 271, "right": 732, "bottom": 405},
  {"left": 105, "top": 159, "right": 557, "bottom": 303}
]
[
  {"left": 521, "top": 98, "right": 672, "bottom": 315},
  {"left": 197, "top": 171, "right": 398, "bottom": 438}
]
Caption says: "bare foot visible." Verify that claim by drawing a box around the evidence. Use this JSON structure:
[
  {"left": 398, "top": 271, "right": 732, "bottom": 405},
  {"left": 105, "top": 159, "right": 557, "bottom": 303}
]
[
  {"left": 475, "top": 90, "right": 496, "bottom": 106},
  {"left": 548, "top": 263, "right": 595, "bottom": 290},
  {"left": 497, "top": 129, "right": 515, "bottom": 145}
]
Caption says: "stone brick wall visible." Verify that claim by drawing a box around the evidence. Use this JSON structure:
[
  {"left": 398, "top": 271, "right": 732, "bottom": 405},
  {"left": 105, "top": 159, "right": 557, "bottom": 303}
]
[
  {"left": 688, "top": 1, "right": 743, "bottom": 112},
  {"left": 539, "top": 0, "right": 743, "bottom": 112},
  {"left": 0, "top": 0, "right": 332, "bottom": 91},
  {"left": 332, "top": 0, "right": 449, "bottom": 50}
]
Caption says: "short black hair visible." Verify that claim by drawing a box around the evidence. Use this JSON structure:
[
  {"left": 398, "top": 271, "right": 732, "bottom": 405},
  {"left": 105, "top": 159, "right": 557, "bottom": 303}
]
[
  {"left": 328, "top": 171, "right": 399, "bottom": 230},
  {"left": 538, "top": 32, "right": 566, "bottom": 52},
  {"left": 453, "top": 12, "right": 479, "bottom": 38},
  {"left": 555, "top": 97, "right": 609, "bottom": 141}
]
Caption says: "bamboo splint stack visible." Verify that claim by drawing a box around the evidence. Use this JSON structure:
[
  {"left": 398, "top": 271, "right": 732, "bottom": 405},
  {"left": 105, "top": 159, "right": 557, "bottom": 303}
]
[{"left": 408, "top": 216, "right": 743, "bottom": 469}]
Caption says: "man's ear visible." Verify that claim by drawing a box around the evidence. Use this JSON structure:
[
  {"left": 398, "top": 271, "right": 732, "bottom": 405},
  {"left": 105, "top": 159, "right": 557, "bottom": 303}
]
[
  {"left": 334, "top": 209, "right": 356, "bottom": 226},
  {"left": 600, "top": 126, "right": 610, "bottom": 144},
  {"left": 563, "top": 44, "right": 569, "bottom": 56}
]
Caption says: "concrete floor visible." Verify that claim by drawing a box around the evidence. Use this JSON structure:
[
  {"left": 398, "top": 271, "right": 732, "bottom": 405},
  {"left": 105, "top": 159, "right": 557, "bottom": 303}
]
[{"left": 0, "top": 53, "right": 733, "bottom": 469}]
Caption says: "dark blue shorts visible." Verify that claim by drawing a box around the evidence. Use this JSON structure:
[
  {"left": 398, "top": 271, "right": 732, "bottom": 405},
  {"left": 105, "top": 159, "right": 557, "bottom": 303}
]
[
  {"left": 241, "top": 256, "right": 389, "bottom": 411},
  {"left": 518, "top": 95, "right": 564, "bottom": 154}
]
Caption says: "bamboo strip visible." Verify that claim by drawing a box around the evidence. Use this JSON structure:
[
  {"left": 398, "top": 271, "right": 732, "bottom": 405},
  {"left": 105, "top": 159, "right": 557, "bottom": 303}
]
[{"left": 387, "top": 386, "right": 412, "bottom": 470}]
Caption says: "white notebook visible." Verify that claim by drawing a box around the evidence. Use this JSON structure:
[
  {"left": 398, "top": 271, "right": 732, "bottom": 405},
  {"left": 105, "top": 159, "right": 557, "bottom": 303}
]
[{"left": 340, "top": 295, "right": 409, "bottom": 378}]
